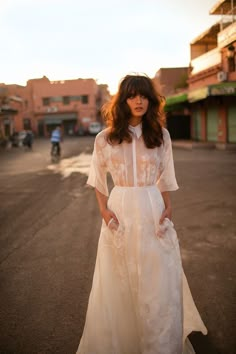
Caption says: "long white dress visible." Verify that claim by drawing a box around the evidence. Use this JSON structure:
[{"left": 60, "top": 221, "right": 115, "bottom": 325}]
[{"left": 77, "top": 125, "right": 207, "bottom": 354}]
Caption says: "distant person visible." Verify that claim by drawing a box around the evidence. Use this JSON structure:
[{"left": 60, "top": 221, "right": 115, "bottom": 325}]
[
  {"left": 76, "top": 74, "right": 207, "bottom": 354},
  {"left": 23, "top": 129, "right": 33, "bottom": 150},
  {"left": 50, "top": 126, "right": 62, "bottom": 157},
  {"left": 9, "top": 131, "right": 19, "bottom": 147}
]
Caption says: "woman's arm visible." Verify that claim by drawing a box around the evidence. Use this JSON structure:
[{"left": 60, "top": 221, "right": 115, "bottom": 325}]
[
  {"left": 95, "top": 188, "right": 118, "bottom": 225},
  {"left": 159, "top": 191, "right": 172, "bottom": 224}
]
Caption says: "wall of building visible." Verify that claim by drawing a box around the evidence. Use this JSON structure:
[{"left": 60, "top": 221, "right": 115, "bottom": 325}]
[
  {"left": 0, "top": 84, "right": 25, "bottom": 138},
  {"left": 155, "top": 67, "right": 189, "bottom": 96},
  {"left": 1, "top": 76, "right": 110, "bottom": 137},
  {"left": 187, "top": 3, "right": 236, "bottom": 146}
]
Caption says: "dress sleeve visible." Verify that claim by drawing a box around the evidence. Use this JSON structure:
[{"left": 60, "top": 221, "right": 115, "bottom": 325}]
[
  {"left": 157, "top": 128, "right": 179, "bottom": 192},
  {"left": 87, "top": 132, "right": 109, "bottom": 197}
]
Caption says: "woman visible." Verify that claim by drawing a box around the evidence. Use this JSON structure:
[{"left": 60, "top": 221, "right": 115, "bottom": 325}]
[{"left": 76, "top": 74, "right": 207, "bottom": 354}]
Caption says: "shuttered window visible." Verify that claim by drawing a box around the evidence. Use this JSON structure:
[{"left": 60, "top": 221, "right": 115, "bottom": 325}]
[
  {"left": 192, "top": 109, "right": 201, "bottom": 140},
  {"left": 228, "top": 106, "right": 236, "bottom": 143},
  {"left": 207, "top": 107, "right": 218, "bottom": 142}
]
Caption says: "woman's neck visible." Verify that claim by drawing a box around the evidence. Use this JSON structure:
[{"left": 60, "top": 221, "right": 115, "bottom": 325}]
[{"left": 129, "top": 117, "right": 142, "bottom": 127}]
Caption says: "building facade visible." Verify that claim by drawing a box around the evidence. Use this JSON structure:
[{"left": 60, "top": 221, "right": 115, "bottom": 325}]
[
  {"left": 154, "top": 67, "right": 190, "bottom": 140},
  {"left": 0, "top": 85, "right": 24, "bottom": 143},
  {"left": 0, "top": 76, "right": 110, "bottom": 138},
  {"left": 188, "top": 0, "right": 236, "bottom": 145},
  {"left": 159, "top": 0, "right": 236, "bottom": 146},
  {"left": 155, "top": 67, "right": 189, "bottom": 97}
]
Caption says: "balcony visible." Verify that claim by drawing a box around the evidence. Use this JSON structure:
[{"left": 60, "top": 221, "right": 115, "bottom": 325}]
[
  {"left": 218, "top": 21, "right": 236, "bottom": 48},
  {"left": 190, "top": 47, "right": 221, "bottom": 75}
]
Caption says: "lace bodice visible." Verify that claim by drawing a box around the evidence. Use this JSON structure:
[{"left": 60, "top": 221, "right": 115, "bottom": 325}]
[{"left": 87, "top": 125, "right": 179, "bottom": 196}]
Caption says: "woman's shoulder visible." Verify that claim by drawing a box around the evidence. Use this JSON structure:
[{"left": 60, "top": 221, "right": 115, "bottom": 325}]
[
  {"left": 161, "top": 127, "right": 171, "bottom": 142},
  {"left": 95, "top": 127, "right": 110, "bottom": 147}
]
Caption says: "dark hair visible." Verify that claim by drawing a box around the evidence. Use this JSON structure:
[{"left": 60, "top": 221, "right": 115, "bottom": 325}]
[{"left": 102, "top": 74, "right": 165, "bottom": 148}]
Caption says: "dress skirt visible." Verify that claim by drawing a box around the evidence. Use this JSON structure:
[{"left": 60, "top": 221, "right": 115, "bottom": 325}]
[{"left": 77, "top": 185, "right": 207, "bottom": 354}]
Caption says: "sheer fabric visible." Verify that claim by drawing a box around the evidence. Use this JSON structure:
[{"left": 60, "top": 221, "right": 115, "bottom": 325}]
[
  {"left": 87, "top": 126, "right": 178, "bottom": 195},
  {"left": 78, "top": 126, "right": 207, "bottom": 354}
]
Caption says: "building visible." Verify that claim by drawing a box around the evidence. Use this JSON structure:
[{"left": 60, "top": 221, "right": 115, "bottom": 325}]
[
  {"left": 188, "top": 0, "right": 236, "bottom": 145},
  {"left": 0, "top": 85, "right": 24, "bottom": 142},
  {"left": 154, "top": 67, "right": 190, "bottom": 140},
  {"left": 0, "top": 76, "right": 110, "bottom": 138},
  {"left": 155, "top": 67, "right": 189, "bottom": 97},
  {"left": 160, "top": 0, "right": 236, "bottom": 146}
]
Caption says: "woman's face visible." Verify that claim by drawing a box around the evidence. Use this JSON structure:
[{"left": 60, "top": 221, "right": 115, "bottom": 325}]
[{"left": 126, "top": 94, "right": 149, "bottom": 120}]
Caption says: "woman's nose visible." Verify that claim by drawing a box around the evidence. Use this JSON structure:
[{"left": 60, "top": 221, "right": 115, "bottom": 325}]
[{"left": 136, "top": 95, "right": 142, "bottom": 103}]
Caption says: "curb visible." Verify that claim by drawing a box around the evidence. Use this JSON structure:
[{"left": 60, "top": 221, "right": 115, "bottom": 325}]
[{"left": 172, "top": 141, "right": 236, "bottom": 151}]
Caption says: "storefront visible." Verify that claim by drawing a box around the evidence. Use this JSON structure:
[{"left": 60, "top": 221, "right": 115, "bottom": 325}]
[
  {"left": 192, "top": 107, "right": 202, "bottom": 141},
  {"left": 0, "top": 107, "right": 18, "bottom": 138},
  {"left": 42, "top": 113, "right": 78, "bottom": 136},
  {"left": 188, "top": 82, "right": 236, "bottom": 144},
  {"left": 165, "top": 93, "right": 190, "bottom": 139},
  {"left": 228, "top": 105, "right": 236, "bottom": 142}
]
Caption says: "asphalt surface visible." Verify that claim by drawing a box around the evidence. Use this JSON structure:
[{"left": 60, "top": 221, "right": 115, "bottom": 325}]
[{"left": 0, "top": 137, "right": 235, "bottom": 354}]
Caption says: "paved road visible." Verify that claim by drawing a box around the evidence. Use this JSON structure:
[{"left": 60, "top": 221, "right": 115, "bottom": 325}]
[{"left": 0, "top": 138, "right": 235, "bottom": 354}]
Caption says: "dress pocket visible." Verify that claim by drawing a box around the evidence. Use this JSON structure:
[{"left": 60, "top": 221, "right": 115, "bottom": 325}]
[
  {"left": 156, "top": 218, "right": 179, "bottom": 252},
  {"left": 107, "top": 218, "right": 125, "bottom": 249}
]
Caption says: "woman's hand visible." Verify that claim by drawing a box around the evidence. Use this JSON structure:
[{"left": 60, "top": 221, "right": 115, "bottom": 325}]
[
  {"left": 94, "top": 188, "right": 119, "bottom": 230},
  {"left": 160, "top": 191, "right": 172, "bottom": 224},
  {"left": 101, "top": 208, "right": 119, "bottom": 226},
  {"left": 159, "top": 206, "right": 172, "bottom": 224}
]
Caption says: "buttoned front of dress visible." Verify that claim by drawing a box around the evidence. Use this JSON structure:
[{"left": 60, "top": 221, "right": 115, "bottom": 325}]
[{"left": 87, "top": 125, "right": 179, "bottom": 196}]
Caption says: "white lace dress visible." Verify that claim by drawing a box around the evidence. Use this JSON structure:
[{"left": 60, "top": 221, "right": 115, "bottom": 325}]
[{"left": 76, "top": 125, "right": 207, "bottom": 354}]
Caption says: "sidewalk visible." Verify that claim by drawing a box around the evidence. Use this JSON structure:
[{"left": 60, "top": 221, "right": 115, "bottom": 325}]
[
  {"left": 172, "top": 139, "right": 236, "bottom": 150},
  {"left": 1, "top": 139, "right": 236, "bottom": 153}
]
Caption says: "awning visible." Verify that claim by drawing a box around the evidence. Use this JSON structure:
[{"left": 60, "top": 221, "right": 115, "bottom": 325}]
[
  {"left": 44, "top": 118, "right": 62, "bottom": 125},
  {"left": 0, "top": 107, "right": 18, "bottom": 115},
  {"left": 43, "top": 113, "right": 77, "bottom": 125},
  {"left": 165, "top": 93, "right": 188, "bottom": 106},
  {"left": 188, "top": 82, "right": 236, "bottom": 102},
  {"left": 165, "top": 93, "right": 188, "bottom": 112},
  {"left": 188, "top": 87, "right": 209, "bottom": 102},
  {"left": 209, "top": 82, "right": 236, "bottom": 95}
]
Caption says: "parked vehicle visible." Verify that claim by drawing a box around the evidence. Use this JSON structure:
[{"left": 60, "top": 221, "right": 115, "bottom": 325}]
[
  {"left": 17, "top": 131, "right": 27, "bottom": 147},
  {"left": 88, "top": 122, "right": 102, "bottom": 135},
  {"left": 10, "top": 131, "right": 27, "bottom": 147}
]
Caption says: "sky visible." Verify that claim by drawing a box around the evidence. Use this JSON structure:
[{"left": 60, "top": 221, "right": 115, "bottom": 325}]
[{"left": 0, "top": 0, "right": 220, "bottom": 94}]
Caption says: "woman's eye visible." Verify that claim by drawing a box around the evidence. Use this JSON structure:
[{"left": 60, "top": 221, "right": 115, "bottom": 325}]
[{"left": 127, "top": 94, "right": 147, "bottom": 100}]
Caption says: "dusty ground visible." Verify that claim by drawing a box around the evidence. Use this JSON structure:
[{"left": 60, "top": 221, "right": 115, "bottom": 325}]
[{"left": 0, "top": 138, "right": 235, "bottom": 354}]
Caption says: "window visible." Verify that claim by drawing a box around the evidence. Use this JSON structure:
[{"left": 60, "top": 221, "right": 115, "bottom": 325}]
[
  {"left": 70, "top": 95, "right": 81, "bottom": 101},
  {"left": 42, "top": 97, "right": 50, "bottom": 106},
  {"left": 63, "top": 96, "right": 70, "bottom": 105},
  {"left": 51, "top": 96, "right": 63, "bottom": 103},
  {"left": 81, "top": 95, "right": 89, "bottom": 104}
]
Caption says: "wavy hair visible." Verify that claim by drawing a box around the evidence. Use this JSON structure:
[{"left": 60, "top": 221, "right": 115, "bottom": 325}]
[{"left": 102, "top": 74, "right": 165, "bottom": 148}]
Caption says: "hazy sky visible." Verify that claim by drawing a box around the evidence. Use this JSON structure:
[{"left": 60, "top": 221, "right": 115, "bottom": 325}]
[{"left": 1, "top": 0, "right": 219, "bottom": 93}]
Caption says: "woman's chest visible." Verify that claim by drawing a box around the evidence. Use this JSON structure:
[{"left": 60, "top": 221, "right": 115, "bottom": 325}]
[{"left": 105, "top": 141, "right": 162, "bottom": 172}]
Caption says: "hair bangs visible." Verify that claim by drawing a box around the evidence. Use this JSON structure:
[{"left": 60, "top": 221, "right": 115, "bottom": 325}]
[{"left": 120, "top": 75, "right": 154, "bottom": 102}]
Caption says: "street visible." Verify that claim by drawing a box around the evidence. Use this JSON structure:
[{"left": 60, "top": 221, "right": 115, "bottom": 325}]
[{"left": 0, "top": 137, "right": 235, "bottom": 354}]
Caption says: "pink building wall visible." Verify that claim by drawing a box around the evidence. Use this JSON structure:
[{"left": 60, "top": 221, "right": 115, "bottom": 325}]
[{"left": 1, "top": 76, "right": 110, "bottom": 136}]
